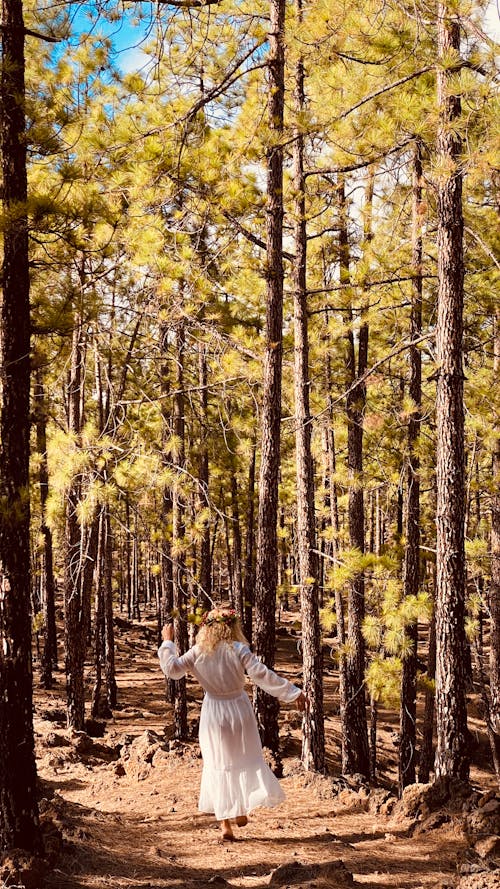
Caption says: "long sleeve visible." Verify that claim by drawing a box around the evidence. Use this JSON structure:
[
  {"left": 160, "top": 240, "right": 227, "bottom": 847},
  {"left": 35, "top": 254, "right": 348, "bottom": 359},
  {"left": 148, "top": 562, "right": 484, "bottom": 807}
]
[
  {"left": 236, "top": 643, "right": 301, "bottom": 703},
  {"left": 158, "top": 640, "right": 197, "bottom": 680}
]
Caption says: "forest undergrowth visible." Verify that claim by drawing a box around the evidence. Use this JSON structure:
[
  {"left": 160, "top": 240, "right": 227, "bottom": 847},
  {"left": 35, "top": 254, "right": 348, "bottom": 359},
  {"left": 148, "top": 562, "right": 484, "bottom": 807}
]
[{"left": 13, "top": 612, "right": 498, "bottom": 889}]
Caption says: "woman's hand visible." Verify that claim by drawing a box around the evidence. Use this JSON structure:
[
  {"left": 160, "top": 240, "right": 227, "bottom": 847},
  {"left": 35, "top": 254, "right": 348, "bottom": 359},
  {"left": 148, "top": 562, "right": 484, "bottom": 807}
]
[
  {"left": 162, "top": 623, "right": 175, "bottom": 642},
  {"left": 295, "top": 691, "right": 308, "bottom": 712}
]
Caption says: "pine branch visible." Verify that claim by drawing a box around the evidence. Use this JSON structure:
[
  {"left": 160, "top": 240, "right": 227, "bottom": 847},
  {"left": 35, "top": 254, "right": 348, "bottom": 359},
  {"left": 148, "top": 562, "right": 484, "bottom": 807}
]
[
  {"left": 24, "top": 27, "right": 60, "bottom": 42},
  {"left": 305, "top": 139, "right": 413, "bottom": 179},
  {"left": 0, "top": 24, "right": 60, "bottom": 42},
  {"left": 222, "top": 210, "right": 295, "bottom": 261},
  {"left": 305, "top": 274, "right": 437, "bottom": 307},
  {"left": 282, "top": 332, "right": 433, "bottom": 428}
]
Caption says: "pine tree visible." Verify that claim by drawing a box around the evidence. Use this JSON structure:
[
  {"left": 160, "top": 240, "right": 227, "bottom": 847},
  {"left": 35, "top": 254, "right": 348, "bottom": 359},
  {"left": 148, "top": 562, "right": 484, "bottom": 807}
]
[
  {"left": 0, "top": 0, "right": 41, "bottom": 851},
  {"left": 433, "top": 0, "right": 469, "bottom": 782}
]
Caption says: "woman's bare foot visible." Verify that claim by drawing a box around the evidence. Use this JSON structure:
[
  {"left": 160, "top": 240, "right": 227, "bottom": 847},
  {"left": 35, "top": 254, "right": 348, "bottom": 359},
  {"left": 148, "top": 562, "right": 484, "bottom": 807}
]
[
  {"left": 220, "top": 819, "right": 234, "bottom": 840},
  {"left": 235, "top": 815, "right": 248, "bottom": 827}
]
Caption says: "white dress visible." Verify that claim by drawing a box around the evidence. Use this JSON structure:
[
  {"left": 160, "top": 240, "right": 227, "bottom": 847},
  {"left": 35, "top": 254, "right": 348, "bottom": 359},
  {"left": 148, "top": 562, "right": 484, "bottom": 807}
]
[{"left": 158, "top": 639, "right": 301, "bottom": 820}]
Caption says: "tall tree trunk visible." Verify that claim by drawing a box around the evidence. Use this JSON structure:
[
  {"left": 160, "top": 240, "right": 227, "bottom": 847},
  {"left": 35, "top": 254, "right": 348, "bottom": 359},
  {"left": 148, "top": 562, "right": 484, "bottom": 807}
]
[
  {"left": 434, "top": 0, "right": 469, "bottom": 782},
  {"left": 399, "top": 140, "right": 423, "bottom": 794},
  {"left": 490, "top": 311, "right": 500, "bottom": 744},
  {"left": 338, "top": 178, "right": 370, "bottom": 779},
  {"left": 34, "top": 370, "right": 58, "bottom": 687},
  {"left": 231, "top": 466, "right": 244, "bottom": 619},
  {"left": 243, "top": 441, "right": 256, "bottom": 643},
  {"left": 419, "top": 606, "right": 437, "bottom": 783},
  {"left": 172, "top": 322, "right": 189, "bottom": 739},
  {"left": 91, "top": 509, "right": 106, "bottom": 719},
  {"left": 103, "top": 507, "right": 117, "bottom": 710},
  {"left": 254, "top": 0, "right": 285, "bottom": 765},
  {"left": 0, "top": 0, "right": 41, "bottom": 850},
  {"left": 198, "top": 344, "right": 212, "bottom": 608},
  {"left": 292, "top": 2, "right": 325, "bottom": 772},
  {"left": 64, "top": 310, "right": 87, "bottom": 730}
]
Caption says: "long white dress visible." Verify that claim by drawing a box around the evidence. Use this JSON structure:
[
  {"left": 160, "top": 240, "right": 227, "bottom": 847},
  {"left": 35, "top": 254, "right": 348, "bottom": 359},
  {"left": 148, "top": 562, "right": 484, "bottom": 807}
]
[{"left": 158, "top": 639, "right": 301, "bottom": 820}]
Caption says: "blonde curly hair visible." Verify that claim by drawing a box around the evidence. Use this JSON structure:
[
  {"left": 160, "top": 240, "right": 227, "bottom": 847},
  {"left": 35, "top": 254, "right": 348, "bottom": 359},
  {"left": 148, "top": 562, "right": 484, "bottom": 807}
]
[{"left": 196, "top": 609, "right": 247, "bottom": 654}]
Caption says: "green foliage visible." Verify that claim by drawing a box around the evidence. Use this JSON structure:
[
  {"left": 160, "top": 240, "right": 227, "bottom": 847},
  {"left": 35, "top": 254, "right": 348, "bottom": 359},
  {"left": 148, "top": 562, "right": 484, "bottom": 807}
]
[{"left": 365, "top": 656, "right": 402, "bottom": 707}]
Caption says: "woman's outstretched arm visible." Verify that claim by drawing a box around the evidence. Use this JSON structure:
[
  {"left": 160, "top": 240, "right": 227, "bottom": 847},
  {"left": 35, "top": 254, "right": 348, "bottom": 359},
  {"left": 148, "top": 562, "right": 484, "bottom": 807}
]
[{"left": 235, "top": 643, "right": 306, "bottom": 709}]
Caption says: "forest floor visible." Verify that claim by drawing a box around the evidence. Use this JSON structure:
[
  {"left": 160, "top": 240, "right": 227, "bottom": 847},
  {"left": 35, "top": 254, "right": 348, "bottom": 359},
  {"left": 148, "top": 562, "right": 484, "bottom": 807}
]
[{"left": 28, "top": 613, "right": 500, "bottom": 889}]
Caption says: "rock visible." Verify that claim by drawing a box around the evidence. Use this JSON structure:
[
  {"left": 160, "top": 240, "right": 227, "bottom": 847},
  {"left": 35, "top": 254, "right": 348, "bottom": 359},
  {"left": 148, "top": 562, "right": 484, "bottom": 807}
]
[
  {"left": 84, "top": 718, "right": 107, "bottom": 737},
  {"left": 71, "top": 731, "right": 95, "bottom": 755},
  {"left": 413, "top": 811, "right": 452, "bottom": 835},
  {"left": 481, "top": 800, "right": 500, "bottom": 815},
  {"left": 393, "top": 779, "right": 472, "bottom": 820},
  {"left": 113, "top": 762, "right": 126, "bottom": 777},
  {"left": 0, "top": 850, "right": 47, "bottom": 889},
  {"left": 475, "top": 837, "right": 500, "bottom": 860},
  {"left": 456, "top": 875, "right": 500, "bottom": 888},
  {"left": 44, "top": 732, "right": 70, "bottom": 748},
  {"left": 368, "top": 788, "right": 396, "bottom": 816},
  {"left": 39, "top": 707, "right": 66, "bottom": 724},
  {"left": 479, "top": 792, "right": 499, "bottom": 808},
  {"left": 269, "top": 859, "right": 354, "bottom": 887},
  {"left": 71, "top": 731, "right": 120, "bottom": 762}
]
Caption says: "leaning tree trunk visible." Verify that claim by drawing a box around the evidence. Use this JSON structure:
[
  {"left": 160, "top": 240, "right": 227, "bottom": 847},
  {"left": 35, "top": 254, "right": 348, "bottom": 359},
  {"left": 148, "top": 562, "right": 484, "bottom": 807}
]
[
  {"left": 399, "top": 139, "right": 423, "bottom": 794},
  {"left": 338, "top": 179, "right": 370, "bottom": 779},
  {"left": 433, "top": 0, "right": 469, "bottom": 782},
  {"left": 292, "top": 1, "right": 325, "bottom": 772},
  {"left": 0, "top": 0, "right": 41, "bottom": 850},
  {"left": 254, "top": 0, "right": 285, "bottom": 766}
]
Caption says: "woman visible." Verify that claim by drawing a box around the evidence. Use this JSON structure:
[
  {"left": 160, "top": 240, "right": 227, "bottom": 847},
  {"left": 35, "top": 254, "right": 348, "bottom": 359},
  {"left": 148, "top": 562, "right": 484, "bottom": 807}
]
[{"left": 158, "top": 608, "right": 306, "bottom": 841}]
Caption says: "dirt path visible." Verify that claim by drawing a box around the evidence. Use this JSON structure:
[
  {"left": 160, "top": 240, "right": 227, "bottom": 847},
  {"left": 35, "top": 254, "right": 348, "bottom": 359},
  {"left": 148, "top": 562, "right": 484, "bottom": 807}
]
[{"left": 33, "top": 619, "right": 477, "bottom": 889}]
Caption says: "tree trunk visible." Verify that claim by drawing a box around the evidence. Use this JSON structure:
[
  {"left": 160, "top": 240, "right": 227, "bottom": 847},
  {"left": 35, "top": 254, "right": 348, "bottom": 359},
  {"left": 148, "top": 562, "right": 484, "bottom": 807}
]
[
  {"left": 63, "top": 310, "right": 87, "bottom": 730},
  {"left": 434, "top": 0, "right": 469, "bottom": 782},
  {"left": 292, "top": 3, "right": 325, "bottom": 772},
  {"left": 172, "top": 322, "right": 189, "bottom": 740},
  {"left": 231, "top": 466, "right": 244, "bottom": 619},
  {"left": 198, "top": 344, "right": 212, "bottom": 608},
  {"left": 243, "top": 441, "right": 256, "bottom": 643},
  {"left": 103, "top": 507, "right": 117, "bottom": 710},
  {"left": 34, "top": 370, "right": 58, "bottom": 687},
  {"left": 419, "top": 587, "right": 437, "bottom": 783},
  {"left": 254, "top": 0, "right": 285, "bottom": 765},
  {"left": 338, "top": 178, "right": 370, "bottom": 779},
  {"left": 0, "top": 0, "right": 41, "bottom": 850},
  {"left": 490, "top": 311, "right": 500, "bottom": 742},
  {"left": 91, "top": 509, "right": 106, "bottom": 719},
  {"left": 399, "top": 140, "right": 423, "bottom": 794}
]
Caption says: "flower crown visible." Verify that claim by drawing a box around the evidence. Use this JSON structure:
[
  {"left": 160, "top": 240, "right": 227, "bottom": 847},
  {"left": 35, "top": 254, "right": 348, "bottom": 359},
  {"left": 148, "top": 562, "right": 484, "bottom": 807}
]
[{"left": 202, "top": 608, "right": 238, "bottom": 627}]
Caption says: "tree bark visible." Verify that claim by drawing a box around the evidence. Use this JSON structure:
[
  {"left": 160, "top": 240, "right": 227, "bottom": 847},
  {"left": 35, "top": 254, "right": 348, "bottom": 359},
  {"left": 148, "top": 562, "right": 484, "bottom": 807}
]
[
  {"left": 231, "top": 466, "right": 244, "bottom": 619},
  {"left": 338, "top": 179, "right": 370, "bottom": 779},
  {"left": 34, "top": 370, "right": 58, "bottom": 687},
  {"left": 490, "top": 311, "right": 500, "bottom": 742},
  {"left": 399, "top": 140, "right": 423, "bottom": 794},
  {"left": 0, "top": 0, "right": 41, "bottom": 850},
  {"left": 254, "top": 0, "right": 285, "bottom": 765},
  {"left": 172, "top": 322, "right": 189, "bottom": 739},
  {"left": 63, "top": 309, "right": 87, "bottom": 730},
  {"left": 243, "top": 441, "right": 256, "bottom": 643},
  {"left": 434, "top": 2, "right": 469, "bottom": 781},
  {"left": 198, "top": 344, "right": 212, "bottom": 608},
  {"left": 292, "top": 1, "right": 325, "bottom": 772},
  {"left": 419, "top": 606, "right": 437, "bottom": 783}
]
